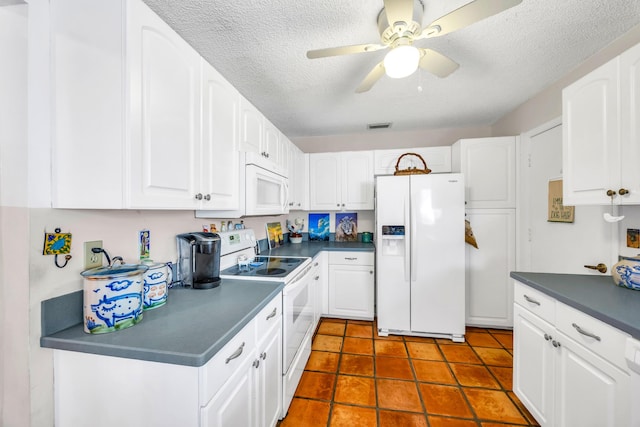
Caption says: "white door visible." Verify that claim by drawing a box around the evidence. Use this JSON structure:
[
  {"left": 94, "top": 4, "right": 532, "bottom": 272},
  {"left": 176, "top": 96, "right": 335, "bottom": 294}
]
[
  {"left": 465, "top": 209, "right": 515, "bottom": 328},
  {"left": 128, "top": 0, "right": 200, "bottom": 208},
  {"left": 410, "top": 174, "right": 465, "bottom": 337},
  {"left": 341, "top": 151, "right": 374, "bottom": 210},
  {"left": 522, "top": 120, "right": 617, "bottom": 274},
  {"left": 555, "top": 331, "right": 630, "bottom": 427},
  {"left": 201, "top": 60, "right": 240, "bottom": 210},
  {"left": 376, "top": 176, "right": 411, "bottom": 332},
  {"left": 309, "top": 153, "right": 341, "bottom": 210},
  {"left": 328, "top": 265, "right": 374, "bottom": 320},
  {"left": 513, "top": 304, "right": 555, "bottom": 426}
]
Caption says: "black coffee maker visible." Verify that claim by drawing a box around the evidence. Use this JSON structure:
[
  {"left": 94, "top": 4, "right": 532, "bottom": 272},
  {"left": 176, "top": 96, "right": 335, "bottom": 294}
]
[{"left": 176, "top": 232, "right": 221, "bottom": 289}]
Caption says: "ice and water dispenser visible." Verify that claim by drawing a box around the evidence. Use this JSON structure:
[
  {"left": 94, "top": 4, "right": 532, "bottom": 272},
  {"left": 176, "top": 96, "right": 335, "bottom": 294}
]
[{"left": 380, "top": 225, "right": 406, "bottom": 256}]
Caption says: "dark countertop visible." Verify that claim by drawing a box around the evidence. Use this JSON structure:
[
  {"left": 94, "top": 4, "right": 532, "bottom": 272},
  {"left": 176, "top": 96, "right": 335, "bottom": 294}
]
[
  {"left": 41, "top": 280, "right": 283, "bottom": 367},
  {"left": 266, "top": 240, "right": 375, "bottom": 258},
  {"left": 511, "top": 272, "right": 640, "bottom": 340},
  {"left": 41, "top": 241, "right": 372, "bottom": 367}
]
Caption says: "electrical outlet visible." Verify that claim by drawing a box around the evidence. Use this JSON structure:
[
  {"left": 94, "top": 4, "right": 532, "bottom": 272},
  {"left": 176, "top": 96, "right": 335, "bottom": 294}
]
[{"left": 84, "top": 240, "right": 103, "bottom": 269}]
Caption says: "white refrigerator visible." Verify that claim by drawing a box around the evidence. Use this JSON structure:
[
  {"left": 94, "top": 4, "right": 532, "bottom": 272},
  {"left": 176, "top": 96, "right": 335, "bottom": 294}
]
[{"left": 376, "top": 173, "right": 466, "bottom": 342}]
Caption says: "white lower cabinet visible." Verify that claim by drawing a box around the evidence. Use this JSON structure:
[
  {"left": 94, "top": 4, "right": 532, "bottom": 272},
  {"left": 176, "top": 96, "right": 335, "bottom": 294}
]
[
  {"left": 54, "top": 293, "right": 282, "bottom": 427},
  {"left": 311, "top": 252, "right": 327, "bottom": 328},
  {"left": 513, "top": 281, "right": 631, "bottom": 427},
  {"left": 327, "top": 252, "right": 374, "bottom": 320}
]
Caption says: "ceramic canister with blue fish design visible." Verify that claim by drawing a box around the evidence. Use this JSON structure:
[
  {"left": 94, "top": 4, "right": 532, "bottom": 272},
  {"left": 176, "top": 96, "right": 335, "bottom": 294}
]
[
  {"left": 81, "top": 264, "right": 148, "bottom": 334},
  {"left": 612, "top": 255, "right": 640, "bottom": 291},
  {"left": 141, "top": 260, "right": 170, "bottom": 310}
]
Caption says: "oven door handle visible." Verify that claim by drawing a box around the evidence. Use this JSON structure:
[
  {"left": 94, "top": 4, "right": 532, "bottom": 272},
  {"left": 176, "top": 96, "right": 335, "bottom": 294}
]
[{"left": 285, "top": 265, "right": 312, "bottom": 293}]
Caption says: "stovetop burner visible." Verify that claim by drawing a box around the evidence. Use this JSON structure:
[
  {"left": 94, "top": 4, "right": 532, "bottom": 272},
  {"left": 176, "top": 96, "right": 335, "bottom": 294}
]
[{"left": 219, "top": 255, "right": 311, "bottom": 282}]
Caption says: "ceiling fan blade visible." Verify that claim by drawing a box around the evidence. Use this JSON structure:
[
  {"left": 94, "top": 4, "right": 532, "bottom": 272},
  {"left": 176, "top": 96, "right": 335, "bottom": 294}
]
[
  {"left": 419, "top": 48, "right": 459, "bottom": 78},
  {"left": 383, "top": 0, "right": 414, "bottom": 27},
  {"left": 307, "top": 43, "right": 386, "bottom": 59},
  {"left": 356, "top": 62, "right": 386, "bottom": 93},
  {"left": 420, "top": 0, "right": 522, "bottom": 39}
]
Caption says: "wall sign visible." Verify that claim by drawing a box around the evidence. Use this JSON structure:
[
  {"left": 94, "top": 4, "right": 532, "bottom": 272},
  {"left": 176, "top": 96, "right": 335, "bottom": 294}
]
[{"left": 548, "top": 179, "right": 574, "bottom": 223}]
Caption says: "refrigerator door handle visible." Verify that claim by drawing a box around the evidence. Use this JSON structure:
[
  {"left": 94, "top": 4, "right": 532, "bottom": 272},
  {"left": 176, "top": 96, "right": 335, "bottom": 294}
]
[
  {"left": 409, "top": 195, "right": 417, "bottom": 282},
  {"left": 404, "top": 196, "right": 411, "bottom": 282}
]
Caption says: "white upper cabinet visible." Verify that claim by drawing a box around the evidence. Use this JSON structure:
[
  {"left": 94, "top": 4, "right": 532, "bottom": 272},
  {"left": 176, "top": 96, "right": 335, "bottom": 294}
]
[
  {"left": 127, "top": 0, "right": 201, "bottom": 208},
  {"left": 201, "top": 60, "right": 241, "bottom": 210},
  {"left": 51, "top": 0, "right": 239, "bottom": 209},
  {"left": 373, "top": 146, "right": 452, "bottom": 175},
  {"left": 287, "top": 143, "right": 309, "bottom": 210},
  {"left": 239, "top": 97, "right": 289, "bottom": 178},
  {"left": 309, "top": 151, "right": 374, "bottom": 210},
  {"left": 239, "top": 96, "right": 263, "bottom": 154},
  {"left": 452, "top": 137, "right": 516, "bottom": 208},
  {"left": 563, "top": 42, "right": 640, "bottom": 205}
]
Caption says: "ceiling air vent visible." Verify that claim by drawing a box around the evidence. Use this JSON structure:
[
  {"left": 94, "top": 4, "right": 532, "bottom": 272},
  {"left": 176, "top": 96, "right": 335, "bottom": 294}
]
[{"left": 367, "top": 122, "right": 392, "bottom": 130}]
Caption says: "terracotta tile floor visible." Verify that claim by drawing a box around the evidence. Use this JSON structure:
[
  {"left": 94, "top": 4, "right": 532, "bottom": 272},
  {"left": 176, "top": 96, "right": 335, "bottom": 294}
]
[{"left": 279, "top": 318, "right": 540, "bottom": 427}]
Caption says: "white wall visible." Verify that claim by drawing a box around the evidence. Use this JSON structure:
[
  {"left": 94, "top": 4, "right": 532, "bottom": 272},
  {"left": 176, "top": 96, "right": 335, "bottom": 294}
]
[
  {"left": 0, "top": 4, "right": 30, "bottom": 427},
  {"left": 293, "top": 125, "right": 492, "bottom": 153}
]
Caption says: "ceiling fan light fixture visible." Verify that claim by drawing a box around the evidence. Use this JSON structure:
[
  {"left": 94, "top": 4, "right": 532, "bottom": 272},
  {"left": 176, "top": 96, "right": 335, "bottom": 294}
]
[{"left": 384, "top": 45, "right": 420, "bottom": 79}]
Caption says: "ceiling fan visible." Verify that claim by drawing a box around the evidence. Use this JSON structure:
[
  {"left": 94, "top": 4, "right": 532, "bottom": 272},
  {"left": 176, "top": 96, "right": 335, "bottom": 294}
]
[{"left": 306, "top": 0, "right": 523, "bottom": 93}]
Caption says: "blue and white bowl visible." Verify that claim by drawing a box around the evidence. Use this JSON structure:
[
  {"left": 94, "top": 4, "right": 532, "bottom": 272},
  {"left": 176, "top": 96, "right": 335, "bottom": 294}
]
[
  {"left": 81, "top": 264, "right": 148, "bottom": 334},
  {"left": 612, "top": 256, "right": 640, "bottom": 291}
]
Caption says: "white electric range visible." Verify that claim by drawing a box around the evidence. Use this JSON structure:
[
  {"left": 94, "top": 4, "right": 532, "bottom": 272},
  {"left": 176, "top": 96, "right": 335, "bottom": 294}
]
[{"left": 217, "top": 229, "right": 314, "bottom": 418}]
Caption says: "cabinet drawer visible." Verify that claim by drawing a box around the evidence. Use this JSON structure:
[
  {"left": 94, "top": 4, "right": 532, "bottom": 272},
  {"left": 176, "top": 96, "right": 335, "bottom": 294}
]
[
  {"left": 255, "top": 293, "right": 282, "bottom": 342},
  {"left": 328, "top": 251, "right": 374, "bottom": 266},
  {"left": 513, "top": 281, "right": 555, "bottom": 324},
  {"left": 556, "top": 302, "right": 629, "bottom": 371},
  {"left": 199, "top": 319, "right": 255, "bottom": 405}
]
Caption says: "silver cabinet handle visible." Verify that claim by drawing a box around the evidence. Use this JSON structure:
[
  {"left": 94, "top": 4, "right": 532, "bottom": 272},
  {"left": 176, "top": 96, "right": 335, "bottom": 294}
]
[
  {"left": 225, "top": 342, "right": 245, "bottom": 364},
  {"left": 314, "top": 262, "right": 319, "bottom": 267},
  {"left": 253, "top": 359, "right": 260, "bottom": 368},
  {"left": 523, "top": 295, "right": 540, "bottom": 306},
  {"left": 345, "top": 257, "right": 357, "bottom": 261},
  {"left": 544, "top": 333, "right": 552, "bottom": 341},
  {"left": 572, "top": 323, "right": 601, "bottom": 341},
  {"left": 203, "top": 194, "right": 211, "bottom": 201},
  {"left": 315, "top": 276, "right": 320, "bottom": 280},
  {"left": 552, "top": 340, "right": 561, "bottom": 348},
  {"left": 266, "top": 307, "right": 277, "bottom": 320},
  {"left": 260, "top": 352, "right": 267, "bottom": 360},
  {"left": 195, "top": 193, "right": 203, "bottom": 200}
]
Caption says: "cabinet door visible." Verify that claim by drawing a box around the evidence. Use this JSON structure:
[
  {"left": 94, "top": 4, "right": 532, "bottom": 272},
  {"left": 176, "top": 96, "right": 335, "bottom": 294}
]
[
  {"left": 128, "top": 0, "right": 201, "bottom": 208},
  {"left": 513, "top": 304, "right": 554, "bottom": 426},
  {"left": 555, "top": 331, "right": 630, "bottom": 427},
  {"left": 255, "top": 320, "right": 282, "bottom": 427},
  {"left": 562, "top": 59, "right": 620, "bottom": 205},
  {"left": 342, "top": 151, "right": 374, "bottom": 210},
  {"left": 201, "top": 354, "right": 256, "bottom": 427},
  {"left": 619, "top": 43, "right": 640, "bottom": 204},
  {"left": 453, "top": 137, "right": 516, "bottom": 208},
  {"left": 201, "top": 60, "right": 240, "bottom": 210},
  {"left": 309, "top": 153, "right": 341, "bottom": 210},
  {"left": 328, "top": 264, "right": 374, "bottom": 320},
  {"left": 240, "top": 97, "right": 263, "bottom": 154},
  {"left": 465, "top": 209, "right": 515, "bottom": 328},
  {"left": 278, "top": 134, "right": 290, "bottom": 178},
  {"left": 287, "top": 143, "right": 297, "bottom": 208},
  {"left": 295, "top": 151, "right": 309, "bottom": 210},
  {"left": 263, "top": 119, "right": 281, "bottom": 168}
]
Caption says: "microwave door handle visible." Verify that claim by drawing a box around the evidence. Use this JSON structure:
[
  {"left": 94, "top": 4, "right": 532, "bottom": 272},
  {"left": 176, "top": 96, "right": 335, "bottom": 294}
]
[{"left": 282, "top": 180, "right": 289, "bottom": 213}]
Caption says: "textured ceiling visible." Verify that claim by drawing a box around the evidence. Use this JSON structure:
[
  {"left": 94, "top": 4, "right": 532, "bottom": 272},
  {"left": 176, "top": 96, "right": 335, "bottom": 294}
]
[{"left": 142, "top": 0, "right": 640, "bottom": 139}]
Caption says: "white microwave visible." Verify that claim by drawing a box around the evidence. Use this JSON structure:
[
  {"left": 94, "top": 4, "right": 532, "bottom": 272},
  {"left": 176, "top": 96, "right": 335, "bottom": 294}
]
[{"left": 245, "top": 164, "right": 289, "bottom": 216}]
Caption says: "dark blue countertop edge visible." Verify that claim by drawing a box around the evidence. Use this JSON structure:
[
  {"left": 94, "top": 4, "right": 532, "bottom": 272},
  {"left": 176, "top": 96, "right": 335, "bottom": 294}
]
[
  {"left": 40, "top": 282, "right": 284, "bottom": 367},
  {"left": 510, "top": 271, "right": 640, "bottom": 340},
  {"left": 40, "top": 242, "right": 370, "bottom": 367}
]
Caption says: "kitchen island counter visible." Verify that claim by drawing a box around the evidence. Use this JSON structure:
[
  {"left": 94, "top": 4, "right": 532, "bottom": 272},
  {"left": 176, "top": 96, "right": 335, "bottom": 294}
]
[
  {"left": 511, "top": 271, "right": 640, "bottom": 340},
  {"left": 40, "top": 279, "right": 283, "bottom": 367}
]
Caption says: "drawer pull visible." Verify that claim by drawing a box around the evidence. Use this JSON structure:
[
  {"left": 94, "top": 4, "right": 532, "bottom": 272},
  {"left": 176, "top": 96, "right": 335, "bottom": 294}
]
[
  {"left": 523, "top": 294, "right": 541, "bottom": 306},
  {"left": 552, "top": 340, "right": 561, "bottom": 348},
  {"left": 266, "top": 307, "right": 277, "bottom": 320},
  {"left": 344, "top": 257, "right": 357, "bottom": 261},
  {"left": 572, "top": 323, "right": 601, "bottom": 341},
  {"left": 544, "top": 333, "right": 552, "bottom": 341},
  {"left": 225, "top": 342, "right": 245, "bottom": 364}
]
